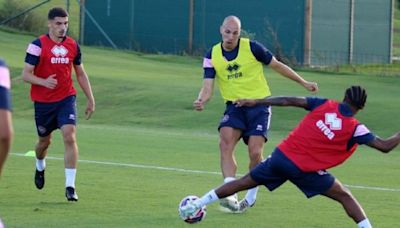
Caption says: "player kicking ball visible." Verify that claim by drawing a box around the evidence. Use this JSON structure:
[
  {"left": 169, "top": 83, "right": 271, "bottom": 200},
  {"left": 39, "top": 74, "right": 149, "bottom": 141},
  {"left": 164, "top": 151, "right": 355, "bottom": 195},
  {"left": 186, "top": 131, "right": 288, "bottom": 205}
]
[{"left": 181, "top": 86, "right": 400, "bottom": 228}]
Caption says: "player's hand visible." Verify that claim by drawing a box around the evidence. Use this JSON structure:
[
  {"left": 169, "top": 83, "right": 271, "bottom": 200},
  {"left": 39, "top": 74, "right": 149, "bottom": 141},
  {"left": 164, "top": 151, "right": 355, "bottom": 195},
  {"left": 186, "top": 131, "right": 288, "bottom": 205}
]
[
  {"left": 234, "top": 99, "right": 257, "bottom": 107},
  {"left": 193, "top": 98, "right": 205, "bottom": 111},
  {"left": 303, "top": 81, "right": 319, "bottom": 93},
  {"left": 85, "top": 100, "right": 95, "bottom": 120},
  {"left": 42, "top": 74, "right": 57, "bottom": 89}
]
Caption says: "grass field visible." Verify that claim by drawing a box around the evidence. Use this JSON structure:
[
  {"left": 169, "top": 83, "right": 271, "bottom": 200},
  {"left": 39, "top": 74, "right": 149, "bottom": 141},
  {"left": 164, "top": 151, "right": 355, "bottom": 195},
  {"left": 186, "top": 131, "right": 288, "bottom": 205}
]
[
  {"left": 1, "top": 0, "right": 81, "bottom": 39},
  {"left": 1, "top": 29, "right": 400, "bottom": 227}
]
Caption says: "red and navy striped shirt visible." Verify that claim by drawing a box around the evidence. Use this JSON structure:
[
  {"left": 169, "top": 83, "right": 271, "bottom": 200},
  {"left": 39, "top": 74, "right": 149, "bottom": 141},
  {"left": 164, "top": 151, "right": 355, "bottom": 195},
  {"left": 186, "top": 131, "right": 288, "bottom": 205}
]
[
  {"left": 25, "top": 34, "right": 81, "bottom": 103},
  {"left": 278, "top": 97, "right": 375, "bottom": 172}
]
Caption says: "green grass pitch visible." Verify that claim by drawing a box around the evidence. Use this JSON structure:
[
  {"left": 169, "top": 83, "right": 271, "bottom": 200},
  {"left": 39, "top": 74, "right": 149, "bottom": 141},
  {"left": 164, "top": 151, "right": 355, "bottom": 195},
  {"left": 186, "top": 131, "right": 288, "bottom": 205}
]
[{"left": 0, "top": 29, "right": 400, "bottom": 227}]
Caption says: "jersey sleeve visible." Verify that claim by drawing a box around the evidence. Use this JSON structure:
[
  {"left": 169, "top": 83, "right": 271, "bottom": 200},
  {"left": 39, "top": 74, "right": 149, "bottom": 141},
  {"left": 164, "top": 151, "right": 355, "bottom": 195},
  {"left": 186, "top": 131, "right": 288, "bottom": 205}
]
[
  {"left": 250, "top": 40, "right": 273, "bottom": 65},
  {"left": 25, "top": 38, "right": 41, "bottom": 66},
  {"left": 73, "top": 43, "right": 82, "bottom": 65},
  {"left": 352, "top": 124, "right": 375, "bottom": 145},
  {"left": 305, "top": 97, "right": 327, "bottom": 111},
  {"left": 0, "top": 62, "right": 11, "bottom": 110},
  {"left": 346, "top": 124, "right": 375, "bottom": 150},
  {"left": 203, "top": 48, "right": 216, "bottom": 79}
]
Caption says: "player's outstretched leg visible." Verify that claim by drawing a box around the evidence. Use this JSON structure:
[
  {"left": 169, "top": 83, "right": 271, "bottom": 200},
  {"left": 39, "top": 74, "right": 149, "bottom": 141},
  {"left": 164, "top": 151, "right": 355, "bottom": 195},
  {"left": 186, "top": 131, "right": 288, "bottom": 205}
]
[
  {"left": 323, "top": 179, "right": 372, "bottom": 228},
  {"left": 182, "top": 173, "right": 259, "bottom": 218}
]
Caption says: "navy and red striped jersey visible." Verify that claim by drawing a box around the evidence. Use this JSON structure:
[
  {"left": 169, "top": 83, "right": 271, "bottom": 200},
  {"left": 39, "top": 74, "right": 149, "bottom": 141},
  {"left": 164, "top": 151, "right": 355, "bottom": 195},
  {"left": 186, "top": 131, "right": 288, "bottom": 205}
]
[
  {"left": 25, "top": 34, "right": 81, "bottom": 102},
  {"left": 278, "top": 98, "right": 374, "bottom": 172}
]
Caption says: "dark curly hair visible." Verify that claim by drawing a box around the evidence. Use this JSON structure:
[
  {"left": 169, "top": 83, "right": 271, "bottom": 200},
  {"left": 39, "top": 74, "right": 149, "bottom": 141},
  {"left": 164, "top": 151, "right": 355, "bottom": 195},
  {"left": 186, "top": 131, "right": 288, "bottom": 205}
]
[{"left": 344, "top": 86, "right": 367, "bottom": 109}]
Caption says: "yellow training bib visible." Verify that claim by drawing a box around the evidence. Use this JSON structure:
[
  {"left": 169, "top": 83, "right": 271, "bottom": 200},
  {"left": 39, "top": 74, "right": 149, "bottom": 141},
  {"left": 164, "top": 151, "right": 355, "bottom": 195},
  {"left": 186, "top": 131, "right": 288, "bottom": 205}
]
[{"left": 211, "top": 38, "right": 271, "bottom": 101}]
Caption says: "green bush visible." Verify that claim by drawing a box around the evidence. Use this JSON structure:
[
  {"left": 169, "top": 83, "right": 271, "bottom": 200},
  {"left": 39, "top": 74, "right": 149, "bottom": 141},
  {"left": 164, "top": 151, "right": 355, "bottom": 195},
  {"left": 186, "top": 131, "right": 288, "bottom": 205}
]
[{"left": 0, "top": 0, "right": 47, "bottom": 35}]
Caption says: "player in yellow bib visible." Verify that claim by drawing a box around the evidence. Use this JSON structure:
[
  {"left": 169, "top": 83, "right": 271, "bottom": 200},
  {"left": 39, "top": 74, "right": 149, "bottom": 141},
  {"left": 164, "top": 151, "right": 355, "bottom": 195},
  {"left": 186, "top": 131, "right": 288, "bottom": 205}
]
[{"left": 193, "top": 15, "right": 318, "bottom": 213}]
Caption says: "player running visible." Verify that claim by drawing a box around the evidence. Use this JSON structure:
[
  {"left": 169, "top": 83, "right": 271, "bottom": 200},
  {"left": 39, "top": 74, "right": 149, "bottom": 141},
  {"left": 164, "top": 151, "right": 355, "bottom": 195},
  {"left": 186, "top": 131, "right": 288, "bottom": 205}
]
[{"left": 22, "top": 7, "right": 95, "bottom": 201}]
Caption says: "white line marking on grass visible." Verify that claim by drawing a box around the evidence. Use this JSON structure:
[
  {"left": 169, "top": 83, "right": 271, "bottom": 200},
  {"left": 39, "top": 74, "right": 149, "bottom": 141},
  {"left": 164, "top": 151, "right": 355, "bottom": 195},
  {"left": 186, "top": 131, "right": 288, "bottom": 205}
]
[
  {"left": 12, "top": 153, "right": 400, "bottom": 192},
  {"left": 13, "top": 153, "right": 222, "bottom": 175},
  {"left": 344, "top": 184, "right": 400, "bottom": 192},
  {"left": 80, "top": 159, "right": 223, "bottom": 175}
]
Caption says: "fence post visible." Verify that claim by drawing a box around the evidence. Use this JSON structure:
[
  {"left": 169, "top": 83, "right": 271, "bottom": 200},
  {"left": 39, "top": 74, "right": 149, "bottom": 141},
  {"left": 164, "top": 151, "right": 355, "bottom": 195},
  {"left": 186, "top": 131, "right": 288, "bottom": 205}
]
[
  {"left": 79, "top": 0, "right": 85, "bottom": 44},
  {"left": 188, "top": 0, "right": 194, "bottom": 54},
  {"left": 349, "top": 0, "right": 355, "bottom": 64},
  {"left": 303, "top": 0, "right": 312, "bottom": 66}
]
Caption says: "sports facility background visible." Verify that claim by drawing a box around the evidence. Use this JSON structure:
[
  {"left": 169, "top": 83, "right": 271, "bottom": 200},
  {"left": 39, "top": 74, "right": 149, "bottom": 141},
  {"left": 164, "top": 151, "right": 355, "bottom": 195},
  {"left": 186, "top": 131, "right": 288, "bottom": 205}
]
[
  {"left": 0, "top": 0, "right": 400, "bottom": 227},
  {"left": 80, "top": 0, "right": 394, "bottom": 66}
]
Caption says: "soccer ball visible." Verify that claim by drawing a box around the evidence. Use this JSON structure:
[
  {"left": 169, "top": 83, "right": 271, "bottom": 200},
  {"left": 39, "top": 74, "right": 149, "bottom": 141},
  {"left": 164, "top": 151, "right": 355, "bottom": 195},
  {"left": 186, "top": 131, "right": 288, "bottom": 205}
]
[{"left": 178, "top": 195, "right": 206, "bottom": 224}]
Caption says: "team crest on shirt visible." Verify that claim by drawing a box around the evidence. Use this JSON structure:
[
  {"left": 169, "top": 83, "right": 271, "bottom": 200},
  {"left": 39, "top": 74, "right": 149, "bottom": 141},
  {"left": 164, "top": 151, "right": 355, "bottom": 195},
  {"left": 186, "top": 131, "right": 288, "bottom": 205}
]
[
  {"left": 325, "top": 113, "right": 342, "bottom": 130},
  {"left": 315, "top": 113, "right": 342, "bottom": 140},
  {"left": 226, "top": 62, "right": 242, "bottom": 80},
  {"left": 51, "top": 45, "right": 69, "bottom": 64}
]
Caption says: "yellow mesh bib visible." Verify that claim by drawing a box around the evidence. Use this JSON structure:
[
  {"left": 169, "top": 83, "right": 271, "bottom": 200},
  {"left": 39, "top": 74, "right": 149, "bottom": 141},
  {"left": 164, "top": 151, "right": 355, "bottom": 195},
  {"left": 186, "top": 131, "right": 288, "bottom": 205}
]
[{"left": 211, "top": 38, "right": 271, "bottom": 101}]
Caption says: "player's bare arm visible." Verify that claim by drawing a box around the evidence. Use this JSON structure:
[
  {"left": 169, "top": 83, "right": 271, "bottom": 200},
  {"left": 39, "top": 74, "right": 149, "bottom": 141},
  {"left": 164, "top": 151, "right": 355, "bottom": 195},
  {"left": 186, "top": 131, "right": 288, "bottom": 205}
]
[
  {"left": 366, "top": 132, "right": 400, "bottom": 153},
  {"left": 22, "top": 63, "right": 57, "bottom": 89},
  {"left": 268, "top": 57, "right": 318, "bottom": 93},
  {"left": 74, "top": 64, "right": 95, "bottom": 119},
  {"left": 235, "top": 96, "right": 308, "bottom": 108},
  {"left": 193, "top": 78, "right": 214, "bottom": 111}
]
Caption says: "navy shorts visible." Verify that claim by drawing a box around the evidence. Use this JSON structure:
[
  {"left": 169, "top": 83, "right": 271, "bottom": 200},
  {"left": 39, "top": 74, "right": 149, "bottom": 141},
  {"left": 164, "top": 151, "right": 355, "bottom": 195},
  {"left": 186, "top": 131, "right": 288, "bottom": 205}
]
[
  {"left": 34, "top": 95, "right": 77, "bottom": 137},
  {"left": 218, "top": 102, "right": 271, "bottom": 144},
  {"left": 0, "top": 86, "right": 11, "bottom": 111},
  {"left": 250, "top": 148, "right": 335, "bottom": 198}
]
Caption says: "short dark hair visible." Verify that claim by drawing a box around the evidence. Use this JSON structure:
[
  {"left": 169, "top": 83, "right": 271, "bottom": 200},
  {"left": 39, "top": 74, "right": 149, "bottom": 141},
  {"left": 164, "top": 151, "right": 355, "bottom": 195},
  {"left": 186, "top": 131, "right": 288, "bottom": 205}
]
[
  {"left": 344, "top": 86, "right": 367, "bottom": 109},
  {"left": 48, "top": 7, "right": 68, "bottom": 20}
]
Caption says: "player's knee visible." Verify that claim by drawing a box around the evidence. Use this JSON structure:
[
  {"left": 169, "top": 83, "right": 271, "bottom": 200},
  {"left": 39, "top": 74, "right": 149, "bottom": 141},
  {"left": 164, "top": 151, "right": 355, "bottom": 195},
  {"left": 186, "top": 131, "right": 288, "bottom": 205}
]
[
  {"left": 0, "top": 130, "right": 12, "bottom": 142},
  {"left": 334, "top": 185, "right": 354, "bottom": 203},
  {"left": 63, "top": 134, "right": 76, "bottom": 145},
  {"left": 219, "top": 139, "right": 234, "bottom": 151},
  {"left": 341, "top": 188, "right": 354, "bottom": 201},
  {"left": 248, "top": 149, "right": 262, "bottom": 162}
]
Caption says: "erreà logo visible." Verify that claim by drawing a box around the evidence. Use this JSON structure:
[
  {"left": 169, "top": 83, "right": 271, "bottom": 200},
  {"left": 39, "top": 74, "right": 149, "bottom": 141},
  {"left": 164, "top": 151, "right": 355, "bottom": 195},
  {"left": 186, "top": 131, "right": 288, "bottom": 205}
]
[
  {"left": 315, "top": 113, "right": 342, "bottom": 140},
  {"left": 51, "top": 45, "right": 69, "bottom": 64},
  {"left": 226, "top": 63, "right": 240, "bottom": 72},
  {"left": 226, "top": 62, "right": 242, "bottom": 79}
]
